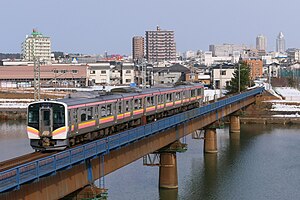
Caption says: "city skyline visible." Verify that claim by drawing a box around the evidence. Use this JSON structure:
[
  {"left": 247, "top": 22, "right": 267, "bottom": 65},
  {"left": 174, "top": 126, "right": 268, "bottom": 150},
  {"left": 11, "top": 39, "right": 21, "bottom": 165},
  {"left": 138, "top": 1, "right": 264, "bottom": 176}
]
[{"left": 0, "top": 0, "right": 299, "bottom": 54}]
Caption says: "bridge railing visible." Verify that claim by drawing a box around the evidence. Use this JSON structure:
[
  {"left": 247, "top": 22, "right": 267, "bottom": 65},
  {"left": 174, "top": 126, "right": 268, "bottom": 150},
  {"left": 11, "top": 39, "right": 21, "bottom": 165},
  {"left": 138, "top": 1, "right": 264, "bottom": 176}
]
[{"left": 0, "top": 87, "right": 264, "bottom": 193}]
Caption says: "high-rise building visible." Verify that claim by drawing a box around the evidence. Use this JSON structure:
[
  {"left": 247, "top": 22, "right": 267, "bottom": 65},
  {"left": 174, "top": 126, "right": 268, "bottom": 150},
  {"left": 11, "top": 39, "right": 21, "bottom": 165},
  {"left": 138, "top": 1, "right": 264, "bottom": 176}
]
[
  {"left": 276, "top": 32, "right": 285, "bottom": 53},
  {"left": 21, "top": 29, "right": 51, "bottom": 63},
  {"left": 145, "top": 26, "right": 176, "bottom": 62},
  {"left": 256, "top": 34, "right": 267, "bottom": 51},
  {"left": 132, "top": 36, "right": 144, "bottom": 62},
  {"left": 209, "top": 44, "right": 247, "bottom": 57}
]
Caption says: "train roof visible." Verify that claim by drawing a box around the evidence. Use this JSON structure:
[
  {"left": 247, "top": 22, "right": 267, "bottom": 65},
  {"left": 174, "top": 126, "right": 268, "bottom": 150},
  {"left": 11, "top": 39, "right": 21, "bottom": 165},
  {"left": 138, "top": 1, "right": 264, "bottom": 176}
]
[{"left": 53, "top": 83, "right": 203, "bottom": 107}]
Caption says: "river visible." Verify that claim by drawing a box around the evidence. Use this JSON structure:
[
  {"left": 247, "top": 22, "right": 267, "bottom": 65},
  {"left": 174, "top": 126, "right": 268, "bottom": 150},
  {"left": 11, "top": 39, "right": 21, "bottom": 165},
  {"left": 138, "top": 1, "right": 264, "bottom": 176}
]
[{"left": 0, "top": 121, "right": 299, "bottom": 200}]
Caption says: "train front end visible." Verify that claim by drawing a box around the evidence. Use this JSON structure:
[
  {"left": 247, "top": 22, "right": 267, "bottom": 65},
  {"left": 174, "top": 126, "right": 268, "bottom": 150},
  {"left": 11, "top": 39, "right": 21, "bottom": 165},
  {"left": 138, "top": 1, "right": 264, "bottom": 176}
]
[{"left": 27, "top": 101, "right": 69, "bottom": 151}]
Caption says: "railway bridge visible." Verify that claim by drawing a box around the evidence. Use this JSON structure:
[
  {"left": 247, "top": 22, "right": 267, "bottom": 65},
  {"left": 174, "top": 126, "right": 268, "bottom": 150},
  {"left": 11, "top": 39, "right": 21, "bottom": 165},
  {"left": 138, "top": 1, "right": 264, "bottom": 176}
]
[{"left": 0, "top": 87, "right": 264, "bottom": 199}]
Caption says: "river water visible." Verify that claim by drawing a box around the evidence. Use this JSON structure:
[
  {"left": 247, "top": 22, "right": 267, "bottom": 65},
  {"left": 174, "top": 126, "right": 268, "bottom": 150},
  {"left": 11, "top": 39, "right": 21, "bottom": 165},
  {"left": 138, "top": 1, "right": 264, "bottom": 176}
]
[{"left": 0, "top": 121, "right": 299, "bottom": 200}]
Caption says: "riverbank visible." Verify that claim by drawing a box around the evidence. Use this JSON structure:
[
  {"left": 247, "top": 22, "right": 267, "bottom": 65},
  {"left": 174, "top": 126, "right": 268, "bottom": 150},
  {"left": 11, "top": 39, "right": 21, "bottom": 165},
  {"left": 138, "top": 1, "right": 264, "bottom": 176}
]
[
  {"left": 241, "top": 116, "right": 300, "bottom": 124},
  {"left": 0, "top": 89, "right": 66, "bottom": 120},
  {"left": 0, "top": 108, "right": 26, "bottom": 120},
  {"left": 241, "top": 89, "right": 300, "bottom": 124}
]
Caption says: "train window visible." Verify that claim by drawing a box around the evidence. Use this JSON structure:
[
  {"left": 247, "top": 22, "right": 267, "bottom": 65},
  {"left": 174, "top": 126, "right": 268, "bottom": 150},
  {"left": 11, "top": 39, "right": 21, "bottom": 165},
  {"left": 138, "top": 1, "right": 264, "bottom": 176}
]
[
  {"left": 101, "top": 106, "right": 106, "bottom": 117},
  {"left": 134, "top": 99, "right": 138, "bottom": 109},
  {"left": 28, "top": 104, "right": 39, "bottom": 130},
  {"left": 53, "top": 111, "right": 64, "bottom": 123},
  {"left": 191, "top": 90, "right": 196, "bottom": 97},
  {"left": 81, "top": 109, "right": 87, "bottom": 122},
  {"left": 160, "top": 95, "right": 164, "bottom": 104},
  {"left": 107, "top": 104, "right": 112, "bottom": 116},
  {"left": 197, "top": 89, "right": 202, "bottom": 96},
  {"left": 175, "top": 92, "right": 180, "bottom": 100},
  {"left": 28, "top": 107, "right": 39, "bottom": 124},
  {"left": 87, "top": 108, "right": 93, "bottom": 120},
  {"left": 52, "top": 104, "right": 65, "bottom": 130},
  {"left": 117, "top": 102, "right": 122, "bottom": 114},
  {"left": 183, "top": 91, "right": 186, "bottom": 98},
  {"left": 166, "top": 93, "right": 172, "bottom": 102},
  {"left": 125, "top": 101, "right": 129, "bottom": 112},
  {"left": 147, "top": 97, "right": 154, "bottom": 106}
]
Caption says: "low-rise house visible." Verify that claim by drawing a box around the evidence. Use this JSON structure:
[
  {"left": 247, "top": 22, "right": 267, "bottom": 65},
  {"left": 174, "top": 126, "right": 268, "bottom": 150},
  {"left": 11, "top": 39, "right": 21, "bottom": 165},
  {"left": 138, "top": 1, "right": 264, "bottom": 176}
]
[
  {"left": 211, "top": 63, "right": 236, "bottom": 89},
  {"left": 152, "top": 63, "right": 192, "bottom": 85},
  {"left": 87, "top": 61, "right": 135, "bottom": 86}
]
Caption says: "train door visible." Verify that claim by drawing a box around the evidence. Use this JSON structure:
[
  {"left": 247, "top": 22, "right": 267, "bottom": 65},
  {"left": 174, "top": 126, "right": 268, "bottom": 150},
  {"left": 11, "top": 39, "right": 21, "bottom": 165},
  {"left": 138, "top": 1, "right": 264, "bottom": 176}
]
[
  {"left": 73, "top": 109, "right": 78, "bottom": 133},
  {"left": 95, "top": 106, "right": 99, "bottom": 127},
  {"left": 39, "top": 108, "right": 53, "bottom": 136}
]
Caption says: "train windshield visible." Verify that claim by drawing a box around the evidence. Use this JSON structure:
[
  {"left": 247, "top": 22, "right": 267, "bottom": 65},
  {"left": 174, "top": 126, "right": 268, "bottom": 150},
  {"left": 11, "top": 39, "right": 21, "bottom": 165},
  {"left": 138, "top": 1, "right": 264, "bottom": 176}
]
[
  {"left": 53, "top": 104, "right": 65, "bottom": 130},
  {"left": 28, "top": 103, "right": 65, "bottom": 131},
  {"left": 28, "top": 104, "right": 40, "bottom": 130}
]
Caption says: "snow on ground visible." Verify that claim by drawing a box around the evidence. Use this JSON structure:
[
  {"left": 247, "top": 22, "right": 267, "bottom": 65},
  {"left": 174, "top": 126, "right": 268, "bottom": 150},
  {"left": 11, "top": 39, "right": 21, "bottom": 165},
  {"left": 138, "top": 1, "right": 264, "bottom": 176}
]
[
  {"left": 271, "top": 104, "right": 300, "bottom": 112},
  {"left": 274, "top": 87, "right": 300, "bottom": 101},
  {"left": 0, "top": 99, "right": 33, "bottom": 102},
  {"left": 0, "top": 103, "right": 28, "bottom": 108},
  {"left": 272, "top": 114, "right": 300, "bottom": 118},
  {"left": 204, "top": 89, "right": 226, "bottom": 101},
  {"left": 267, "top": 87, "right": 300, "bottom": 115},
  {"left": 0, "top": 99, "right": 33, "bottom": 108}
]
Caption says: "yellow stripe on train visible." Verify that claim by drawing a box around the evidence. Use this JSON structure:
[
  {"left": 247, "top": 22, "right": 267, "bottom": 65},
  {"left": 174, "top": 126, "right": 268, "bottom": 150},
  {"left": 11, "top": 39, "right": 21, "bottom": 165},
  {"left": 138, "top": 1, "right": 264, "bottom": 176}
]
[{"left": 52, "top": 126, "right": 67, "bottom": 136}]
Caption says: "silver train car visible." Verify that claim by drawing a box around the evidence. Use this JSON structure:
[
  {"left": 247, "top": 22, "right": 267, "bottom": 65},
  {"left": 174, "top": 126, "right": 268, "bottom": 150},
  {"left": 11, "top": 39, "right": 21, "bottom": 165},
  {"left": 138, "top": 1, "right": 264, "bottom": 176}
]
[{"left": 27, "top": 83, "right": 204, "bottom": 150}]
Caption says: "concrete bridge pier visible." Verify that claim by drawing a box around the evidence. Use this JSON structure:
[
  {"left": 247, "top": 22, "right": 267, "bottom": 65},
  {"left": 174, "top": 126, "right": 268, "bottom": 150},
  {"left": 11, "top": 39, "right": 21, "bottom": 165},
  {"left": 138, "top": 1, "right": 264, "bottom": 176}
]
[
  {"left": 204, "top": 128, "right": 218, "bottom": 153},
  {"left": 159, "top": 152, "right": 178, "bottom": 189},
  {"left": 229, "top": 115, "right": 240, "bottom": 140}
]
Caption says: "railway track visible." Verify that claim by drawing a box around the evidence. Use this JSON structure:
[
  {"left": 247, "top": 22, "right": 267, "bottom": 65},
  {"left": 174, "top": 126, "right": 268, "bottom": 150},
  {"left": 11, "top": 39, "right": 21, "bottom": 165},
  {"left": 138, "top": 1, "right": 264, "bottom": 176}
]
[{"left": 0, "top": 152, "right": 56, "bottom": 172}]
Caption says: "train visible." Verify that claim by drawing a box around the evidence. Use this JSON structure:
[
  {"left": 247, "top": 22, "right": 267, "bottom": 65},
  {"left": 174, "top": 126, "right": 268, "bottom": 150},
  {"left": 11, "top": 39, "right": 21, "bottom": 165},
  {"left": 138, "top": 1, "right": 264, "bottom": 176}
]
[{"left": 27, "top": 83, "right": 204, "bottom": 151}]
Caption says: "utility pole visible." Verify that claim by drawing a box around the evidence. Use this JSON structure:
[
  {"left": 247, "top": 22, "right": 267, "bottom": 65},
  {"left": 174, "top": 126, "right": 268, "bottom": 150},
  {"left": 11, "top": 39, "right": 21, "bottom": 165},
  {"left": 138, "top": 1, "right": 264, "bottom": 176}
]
[
  {"left": 238, "top": 63, "right": 240, "bottom": 93},
  {"left": 33, "top": 33, "right": 41, "bottom": 101},
  {"left": 219, "top": 64, "right": 222, "bottom": 97}
]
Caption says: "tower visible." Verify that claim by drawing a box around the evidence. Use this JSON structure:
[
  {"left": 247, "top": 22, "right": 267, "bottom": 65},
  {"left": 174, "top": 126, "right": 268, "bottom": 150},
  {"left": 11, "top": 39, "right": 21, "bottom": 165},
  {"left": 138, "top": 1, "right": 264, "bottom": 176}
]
[
  {"left": 256, "top": 34, "right": 267, "bottom": 51},
  {"left": 276, "top": 32, "right": 285, "bottom": 53}
]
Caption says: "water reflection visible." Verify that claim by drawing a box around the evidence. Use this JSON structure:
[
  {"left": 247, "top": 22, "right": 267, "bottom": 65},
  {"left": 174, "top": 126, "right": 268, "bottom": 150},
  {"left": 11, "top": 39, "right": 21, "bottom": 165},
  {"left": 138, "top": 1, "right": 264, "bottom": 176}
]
[
  {"left": 202, "top": 153, "right": 218, "bottom": 199},
  {"left": 159, "top": 188, "right": 178, "bottom": 200},
  {"left": 1, "top": 121, "right": 300, "bottom": 200},
  {"left": 0, "top": 120, "right": 33, "bottom": 161}
]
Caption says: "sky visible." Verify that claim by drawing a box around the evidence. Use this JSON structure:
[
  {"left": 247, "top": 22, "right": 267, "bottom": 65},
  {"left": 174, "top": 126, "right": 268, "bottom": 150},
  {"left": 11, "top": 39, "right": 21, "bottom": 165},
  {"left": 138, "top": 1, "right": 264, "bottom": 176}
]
[{"left": 1, "top": 0, "right": 299, "bottom": 55}]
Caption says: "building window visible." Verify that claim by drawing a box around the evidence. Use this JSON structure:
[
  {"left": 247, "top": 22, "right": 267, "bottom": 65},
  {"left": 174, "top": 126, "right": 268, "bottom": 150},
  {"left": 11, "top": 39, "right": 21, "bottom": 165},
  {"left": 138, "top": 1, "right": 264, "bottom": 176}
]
[
  {"left": 126, "top": 79, "right": 131, "bottom": 83},
  {"left": 221, "top": 70, "right": 226, "bottom": 75},
  {"left": 126, "top": 70, "right": 131, "bottom": 74},
  {"left": 101, "top": 70, "right": 106, "bottom": 74},
  {"left": 90, "top": 70, "right": 95, "bottom": 74},
  {"left": 53, "top": 70, "right": 59, "bottom": 74},
  {"left": 72, "top": 70, "right": 78, "bottom": 74}
]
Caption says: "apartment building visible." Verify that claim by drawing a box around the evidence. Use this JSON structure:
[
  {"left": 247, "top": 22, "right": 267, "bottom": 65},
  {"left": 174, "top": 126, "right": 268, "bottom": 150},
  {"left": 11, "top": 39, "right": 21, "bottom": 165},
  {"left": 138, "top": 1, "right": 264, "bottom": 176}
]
[
  {"left": 132, "top": 36, "right": 144, "bottom": 62},
  {"left": 145, "top": 26, "right": 176, "bottom": 62},
  {"left": 21, "top": 29, "right": 51, "bottom": 63},
  {"left": 245, "top": 60, "right": 263, "bottom": 80}
]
